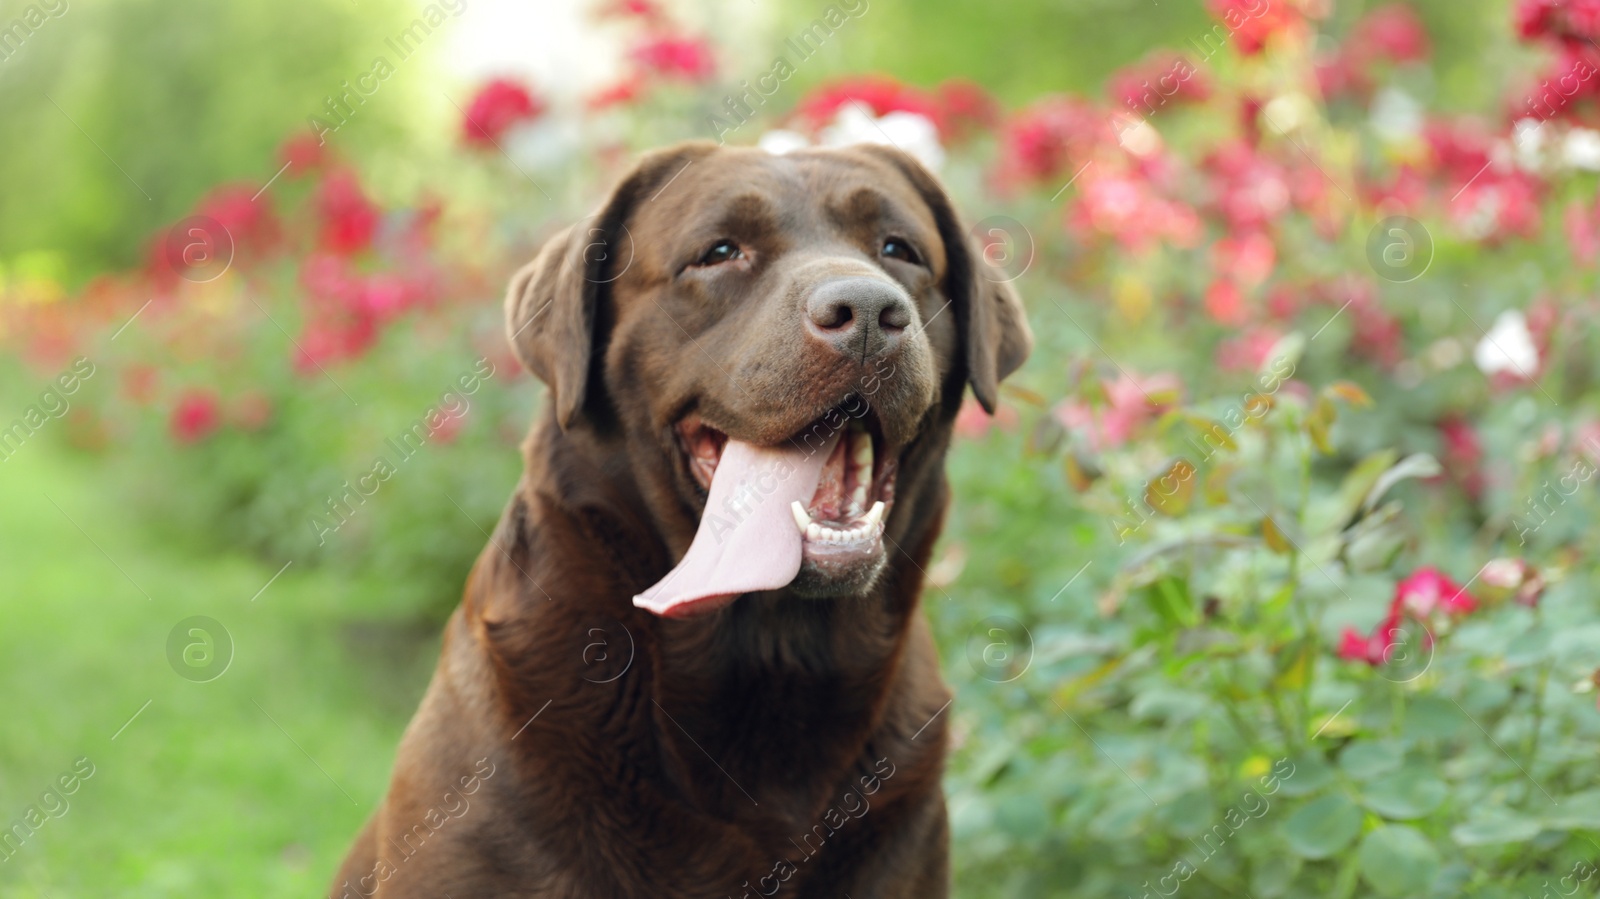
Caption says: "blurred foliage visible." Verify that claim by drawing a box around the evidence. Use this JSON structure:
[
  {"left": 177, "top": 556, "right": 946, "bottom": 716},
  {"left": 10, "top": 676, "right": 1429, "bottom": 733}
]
[
  {"left": 0, "top": 0, "right": 423, "bottom": 283},
  {"left": 775, "top": 0, "right": 1520, "bottom": 111}
]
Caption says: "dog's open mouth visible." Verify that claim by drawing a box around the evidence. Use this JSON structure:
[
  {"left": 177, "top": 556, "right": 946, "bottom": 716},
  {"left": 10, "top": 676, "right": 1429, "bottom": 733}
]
[
  {"left": 678, "top": 407, "right": 898, "bottom": 556},
  {"left": 631, "top": 401, "right": 900, "bottom": 617}
]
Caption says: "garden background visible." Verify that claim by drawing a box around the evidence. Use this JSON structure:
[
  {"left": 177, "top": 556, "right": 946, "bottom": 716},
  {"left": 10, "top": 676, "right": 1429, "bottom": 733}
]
[{"left": 4, "top": 0, "right": 1600, "bottom": 895}]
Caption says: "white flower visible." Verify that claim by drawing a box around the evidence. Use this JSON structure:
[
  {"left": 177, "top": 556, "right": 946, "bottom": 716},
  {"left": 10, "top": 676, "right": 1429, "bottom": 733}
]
[
  {"left": 505, "top": 116, "right": 581, "bottom": 172},
  {"left": 1473, "top": 309, "right": 1539, "bottom": 378},
  {"left": 1563, "top": 128, "right": 1600, "bottom": 170},
  {"left": 1511, "top": 118, "right": 1546, "bottom": 171},
  {"left": 757, "top": 129, "right": 810, "bottom": 156},
  {"left": 757, "top": 107, "right": 947, "bottom": 172},
  {"left": 1369, "top": 88, "right": 1423, "bottom": 143},
  {"left": 820, "top": 107, "right": 945, "bottom": 171},
  {"left": 1112, "top": 114, "right": 1162, "bottom": 157}
]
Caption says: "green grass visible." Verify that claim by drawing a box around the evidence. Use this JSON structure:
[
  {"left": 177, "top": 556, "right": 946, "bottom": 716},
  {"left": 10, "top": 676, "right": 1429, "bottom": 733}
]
[{"left": 0, "top": 445, "right": 439, "bottom": 896}]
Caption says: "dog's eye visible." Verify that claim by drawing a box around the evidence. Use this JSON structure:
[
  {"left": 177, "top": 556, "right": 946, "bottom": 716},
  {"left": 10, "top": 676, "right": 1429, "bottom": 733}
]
[
  {"left": 881, "top": 238, "right": 920, "bottom": 265},
  {"left": 695, "top": 240, "right": 744, "bottom": 267}
]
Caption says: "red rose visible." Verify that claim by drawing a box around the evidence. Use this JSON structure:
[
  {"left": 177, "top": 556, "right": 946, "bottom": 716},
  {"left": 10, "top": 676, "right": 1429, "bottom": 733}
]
[
  {"left": 796, "top": 76, "right": 945, "bottom": 136},
  {"left": 170, "top": 390, "right": 222, "bottom": 444},
  {"left": 315, "top": 169, "right": 381, "bottom": 256},
  {"left": 1106, "top": 52, "right": 1210, "bottom": 116},
  {"left": 1203, "top": 278, "right": 1248, "bottom": 325},
  {"left": 993, "top": 96, "right": 1111, "bottom": 189},
  {"left": 934, "top": 80, "right": 1000, "bottom": 143},
  {"left": 195, "top": 183, "right": 278, "bottom": 257},
  {"left": 1206, "top": 0, "right": 1301, "bottom": 56},
  {"left": 1394, "top": 567, "right": 1477, "bottom": 618},
  {"left": 629, "top": 35, "right": 715, "bottom": 83},
  {"left": 278, "top": 131, "right": 327, "bottom": 175},
  {"left": 461, "top": 78, "right": 545, "bottom": 147},
  {"left": 587, "top": 75, "right": 645, "bottom": 110},
  {"left": 1351, "top": 5, "right": 1431, "bottom": 66},
  {"left": 231, "top": 392, "right": 274, "bottom": 431}
]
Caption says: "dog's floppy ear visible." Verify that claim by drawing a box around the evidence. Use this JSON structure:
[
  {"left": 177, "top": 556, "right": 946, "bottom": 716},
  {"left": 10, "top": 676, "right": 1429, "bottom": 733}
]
[
  {"left": 505, "top": 142, "right": 718, "bottom": 429},
  {"left": 853, "top": 145, "right": 1032, "bottom": 414}
]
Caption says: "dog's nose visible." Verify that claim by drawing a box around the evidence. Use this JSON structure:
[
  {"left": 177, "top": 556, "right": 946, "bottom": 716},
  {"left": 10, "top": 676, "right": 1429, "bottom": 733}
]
[{"left": 804, "top": 278, "right": 914, "bottom": 360}]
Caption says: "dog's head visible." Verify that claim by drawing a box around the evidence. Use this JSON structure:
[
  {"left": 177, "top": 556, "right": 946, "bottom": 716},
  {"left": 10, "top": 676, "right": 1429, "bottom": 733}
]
[{"left": 505, "top": 141, "right": 1030, "bottom": 615}]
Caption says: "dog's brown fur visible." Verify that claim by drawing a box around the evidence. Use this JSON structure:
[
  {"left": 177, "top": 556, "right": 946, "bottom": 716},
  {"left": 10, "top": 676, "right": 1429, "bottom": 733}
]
[{"left": 331, "top": 141, "right": 1030, "bottom": 898}]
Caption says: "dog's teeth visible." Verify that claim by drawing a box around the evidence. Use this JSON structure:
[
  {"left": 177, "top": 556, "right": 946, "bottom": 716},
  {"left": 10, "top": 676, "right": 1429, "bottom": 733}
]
[
  {"left": 848, "top": 434, "right": 873, "bottom": 512},
  {"left": 806, "top": 523, "right": 823, "bottom": 542},
  {"left": 791, "top": 500, "right": 812, "bottom": 533},
  {"left": 863, "top": 501, "right": 886, "bottom": 530}
]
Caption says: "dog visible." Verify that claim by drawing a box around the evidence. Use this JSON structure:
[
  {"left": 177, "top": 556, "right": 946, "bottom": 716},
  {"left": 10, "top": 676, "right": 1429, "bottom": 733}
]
[{"left": 331, "top": 140, "right": 1031, "bottom": 898}]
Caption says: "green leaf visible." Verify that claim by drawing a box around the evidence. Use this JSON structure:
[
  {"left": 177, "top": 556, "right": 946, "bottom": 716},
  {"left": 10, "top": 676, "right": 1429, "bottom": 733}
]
[
  {"left": 1089, "top": 791, "right": 1149, "bottom": 841},
  {"left": 1250, "top": 850, "right": 1302, "bottom": 899},
  {"left": 1158, "top": 789, "right": 1215, "bottom": 839},
  {"left": 1144, "top": 458, "right": 1196, "bottom": 517},
  {"left": 1358, "top": 825, "right": 1441, "bottom": 897},
  {"left": 996, "top": 791, "right": 1052, "bottom": 839},
  {"left": 1503, "top": 625, "right": 1554, "bottom": 668},
  {"left": 1325, "top": 380, "right": 1374, "bottom": 408},
  {"left": 1451, "top": 810, "right": 1543, "bottom": 846},
  {"left": 1277, "top": 753, "right": 1336, "bottom": 798},
  {"left": 1330, "top": 449, "right": 1399, "bottom": 529},
  {"left": 1341, "top": 501, "right": 1407, "bottom": 573},
  {"left": 1262, "top": 331, "right": 1306, "bottom": 378},
  {"left": 1141, "top": 576, "right": 1195, "bottom": 630},
  {"left": 1273, "top": 636, "right": 1313, "bottom": 692},
  {"left": 1399, "top": 697, "right": 1469, "bottom": 742},
  {"left": 1284, "top": 793, "right": 1363, "bottom": 859},
  {"left": 1307, "top": 395, "right": 1336, "bottom": 454},
  {"left": 1027, "top": 413, "right": 1065, "bottom": 456},
  {"left": 1262, "top": 515, "right": 1293, "bottom": 554},
  {"left": 1186, "top": 413, "right": 1238, "bottom": 451},
  {"left": 1362, "top": 452, "right": 1442, "bottom": 513},
  {"left": 1340, "top": 740, "right": 1405, "bottom": 781},
  {"left": 1360, "top": 768, "right": 1448, "bottom": 819},
  {"left": 1543, "top": 789, "right": 1600, "bottom": 831},
  {"left": 1062, "top": 449, "right": 1100, "bottom": 492}
]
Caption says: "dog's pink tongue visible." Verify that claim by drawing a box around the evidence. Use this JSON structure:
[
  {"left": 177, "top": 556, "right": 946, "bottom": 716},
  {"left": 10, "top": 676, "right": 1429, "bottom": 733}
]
[{"left": 633, "top": 433, "right": 838, "bottom": 618}]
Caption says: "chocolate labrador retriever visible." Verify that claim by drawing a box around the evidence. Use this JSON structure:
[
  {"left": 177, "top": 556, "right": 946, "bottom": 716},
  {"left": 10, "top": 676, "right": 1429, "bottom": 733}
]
[{"left": 331, "top": 140, "right": 1030, "bottom": 898}]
